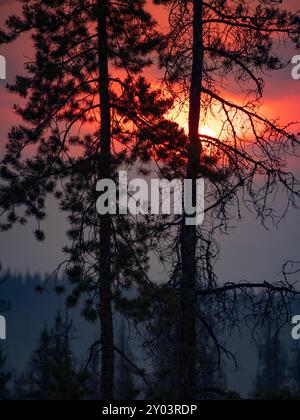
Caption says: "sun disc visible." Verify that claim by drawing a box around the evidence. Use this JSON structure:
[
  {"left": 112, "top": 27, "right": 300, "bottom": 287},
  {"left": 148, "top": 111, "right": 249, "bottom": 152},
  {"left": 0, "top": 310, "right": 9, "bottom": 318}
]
[{"left": 199, "top": 125, "right": 216, "bottom": 138}]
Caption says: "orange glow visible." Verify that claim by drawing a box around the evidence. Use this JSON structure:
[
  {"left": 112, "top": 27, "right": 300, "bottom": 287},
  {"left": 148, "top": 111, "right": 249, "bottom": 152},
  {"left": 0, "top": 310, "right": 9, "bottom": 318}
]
[{"left": 199, "top": 125, "right": 217, "bottom": 139}]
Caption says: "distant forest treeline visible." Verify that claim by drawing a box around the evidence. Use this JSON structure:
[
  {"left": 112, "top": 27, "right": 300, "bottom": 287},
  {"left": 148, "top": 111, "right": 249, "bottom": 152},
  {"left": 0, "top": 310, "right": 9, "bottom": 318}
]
[{"left": 1, "top": 271, "right": 300, "bottom": 400}]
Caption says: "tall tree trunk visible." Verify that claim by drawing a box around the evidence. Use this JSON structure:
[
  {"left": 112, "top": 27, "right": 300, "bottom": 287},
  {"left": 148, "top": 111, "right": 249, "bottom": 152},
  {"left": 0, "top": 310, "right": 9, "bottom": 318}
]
[
  {"left": 97, "top": 0, "right": 114, "bottom": 400},
  {"left": 178, "top": 0, "right": 203, "bottom": 399}
]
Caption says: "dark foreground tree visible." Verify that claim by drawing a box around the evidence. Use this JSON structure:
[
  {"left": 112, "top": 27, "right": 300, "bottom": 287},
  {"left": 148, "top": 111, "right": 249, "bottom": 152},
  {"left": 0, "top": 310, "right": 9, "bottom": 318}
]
[
  {"left": 0, "top": 0, "right": 171, "bottom": 399},
  {"left": 0, "top": 345, "right": 11, "bottom": 400},
  {"left": 254, "top": 317, "right": 287, "bottom": 397},
  {"left": 25, "top": 312, "right": 87, "bottom": 400},
  {"left": 290, "top": 341, "right": 300, "bottom": 395},
  {"left": 115, "top": 319, "right": 139, "bottom": 400},
  {"left": 136, "top": 0, "right": 300, "bottom": 398}
]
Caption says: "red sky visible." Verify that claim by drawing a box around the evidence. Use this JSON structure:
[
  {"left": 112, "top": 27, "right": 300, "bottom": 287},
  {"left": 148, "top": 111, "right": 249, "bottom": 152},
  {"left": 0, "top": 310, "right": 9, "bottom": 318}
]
[{"left": 0, "top": 0, "right": 300, "bottom": 151}]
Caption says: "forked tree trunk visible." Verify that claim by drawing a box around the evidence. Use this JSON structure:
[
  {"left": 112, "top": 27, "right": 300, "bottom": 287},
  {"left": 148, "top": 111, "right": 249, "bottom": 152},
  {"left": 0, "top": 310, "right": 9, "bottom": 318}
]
[
  {"left": 178, "top": 0, "right": 204, "bottom": 399},
  {"left": 97, "top": 0, "right": 114, "bottom": 400}
]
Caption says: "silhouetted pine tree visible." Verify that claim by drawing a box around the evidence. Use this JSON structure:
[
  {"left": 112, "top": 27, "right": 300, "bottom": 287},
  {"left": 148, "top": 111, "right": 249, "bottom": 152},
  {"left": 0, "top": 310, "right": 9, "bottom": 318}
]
[
  {"left": 255, "top": 319, "right": 287, "bottom": 398},
  {"left": 150, "top": 296, "right": 226, "bottom": 399},
  {"left": 25, "top": 312, "right": 87, "bottom": 400},
  {"left": 86, "top": 344, "right": 101, "bottom": 401},
  {"left": 290, "top": 341, "right": 300, "bottom": 394},
  {"left": 0, "top": 344, "right": 11, "bottom": 400},
  {"left": 0, "top": 0, "right": 172, "bottom": 399},
  {"left": 115, "top": 319, "right": 139, "bottom": 400},
  {"left": 149, "top": 0, "right": 300, "bottom": 398}
]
